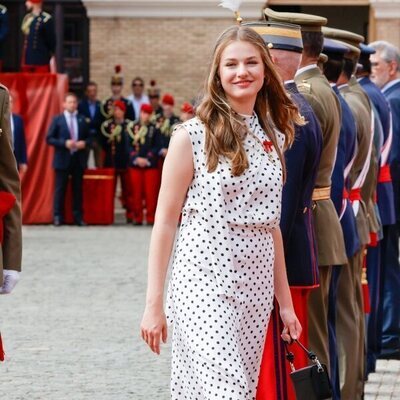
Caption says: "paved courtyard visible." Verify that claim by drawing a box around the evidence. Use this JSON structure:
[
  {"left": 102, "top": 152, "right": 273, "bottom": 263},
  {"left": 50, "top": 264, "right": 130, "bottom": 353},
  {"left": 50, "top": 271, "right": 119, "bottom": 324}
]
[{"left": 0, "top": 225, "right": 399, "bottom": 399}]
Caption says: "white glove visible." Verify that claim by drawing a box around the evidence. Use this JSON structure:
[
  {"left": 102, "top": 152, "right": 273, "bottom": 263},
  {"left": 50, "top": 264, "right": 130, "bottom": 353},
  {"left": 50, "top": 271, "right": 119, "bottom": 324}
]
[{"left": 0, "top": 270, "right": 20, "bottom": 294}]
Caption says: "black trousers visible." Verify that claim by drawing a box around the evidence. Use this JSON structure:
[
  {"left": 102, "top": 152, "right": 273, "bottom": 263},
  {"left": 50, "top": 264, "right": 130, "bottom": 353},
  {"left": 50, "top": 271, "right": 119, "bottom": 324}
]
[{"left": 54, "top": 155, "right": 84, "bottom": 222}]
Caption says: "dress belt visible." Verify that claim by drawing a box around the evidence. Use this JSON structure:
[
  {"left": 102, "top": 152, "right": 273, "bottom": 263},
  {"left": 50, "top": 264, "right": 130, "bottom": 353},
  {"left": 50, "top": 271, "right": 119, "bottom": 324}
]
[
  {"left": 312, "top": 186, "right": 331, "bottom": 201},
  {"left": 349, "top": 188, "right": 362, "bottom": 202},
  {"left": 378, "top": 164, "right": 392, "bottom": 183}
]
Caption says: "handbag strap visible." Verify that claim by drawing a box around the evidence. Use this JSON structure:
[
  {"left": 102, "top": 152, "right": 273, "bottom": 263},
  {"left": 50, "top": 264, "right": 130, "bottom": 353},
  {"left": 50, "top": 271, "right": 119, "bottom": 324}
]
[{"left": 283, "top": 339, "right": 324, "bottom": 372}]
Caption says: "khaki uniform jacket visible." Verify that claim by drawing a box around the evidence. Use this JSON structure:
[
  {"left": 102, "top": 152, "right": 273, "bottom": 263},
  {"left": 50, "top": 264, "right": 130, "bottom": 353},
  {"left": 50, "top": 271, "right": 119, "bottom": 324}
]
[
  {"left": 295, "top": 66, "right": 347, "bottom": 266},
  {"left": 0, "top": 85, "right": 22, "bottom": 282},
  {"left": 339, "top": 84, "right": 371, "bottom": 246},
  {"left": 349, "top": 77, "right": 380, "bottom": 236}
]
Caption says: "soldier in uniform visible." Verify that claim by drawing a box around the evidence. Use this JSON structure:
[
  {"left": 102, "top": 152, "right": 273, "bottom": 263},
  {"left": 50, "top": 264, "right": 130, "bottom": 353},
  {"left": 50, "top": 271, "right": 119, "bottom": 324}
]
[
  {"left": 243, "top": 21, "right": 323, "bottom": 400},
  {"left": 156, "top": 93, "right": 180, "bottom": 170},
  {"left": 100, "top": 100, "right": 133, "bottom": 223},
  {"left": 323, "top": 28, "right": 373, "bottom": 398},
  {"left": 78, "top": 81, "right": 103, "bottom": 168},
  {"left": 0, "top": 84, "right": 22, "bottom": 295},
  {"left": 357, "top": 43, "right": 396, "bottom": 372},
  {"left": 100, "top": 66, "right": 134, "bottom": 123},
  {"left": 369, "top": 40, "right": 400, "bottom": 360},
  {"left": 179, "top": 102, "right": 194, "bottom": 122},
  {"left": 264, "top": 8, "right": 346, "bottom": 376},
  {"left": 21, "top": 0, "right": 56, "bottom": 73},
  {"left": 0, "top": 3, "right": 8, "bottom": 71},
  {"left": 148, "top": 80, "right": 163, "bottom": 117},
  {"left": 127, "top": 103, "right": 161, "bottom": 225},
  {"left": 322, "top": 38, "right": 361, "bottom": 399}
]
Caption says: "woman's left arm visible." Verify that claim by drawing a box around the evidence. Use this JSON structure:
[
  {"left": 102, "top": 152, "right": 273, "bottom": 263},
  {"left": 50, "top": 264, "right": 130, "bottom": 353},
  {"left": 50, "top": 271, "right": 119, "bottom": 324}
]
[{"left": 272, "top": 227, "right": 302, "bottom": 342}]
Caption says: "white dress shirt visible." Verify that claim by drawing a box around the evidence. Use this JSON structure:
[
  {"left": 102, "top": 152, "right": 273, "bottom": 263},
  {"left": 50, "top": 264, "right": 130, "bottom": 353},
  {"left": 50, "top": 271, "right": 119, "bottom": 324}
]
[
  {"left": 127, "top": 94, "right": 150, "bottom": 119},
  {"left": 64, "top": 110, "right": 79, "bottom": 141}
]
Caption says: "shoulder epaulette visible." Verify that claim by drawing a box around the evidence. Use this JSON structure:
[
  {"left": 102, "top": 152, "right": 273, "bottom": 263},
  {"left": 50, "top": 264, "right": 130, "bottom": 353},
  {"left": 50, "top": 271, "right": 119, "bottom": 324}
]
[
  {"left": 42, "top": 11, "right": 52, "bottom": 23},
  {"left": 0, "top": 5, "right": 7, "bottom": 14},
  {"left": 297, "top": 80, "right": 312, "bottom": 94}
]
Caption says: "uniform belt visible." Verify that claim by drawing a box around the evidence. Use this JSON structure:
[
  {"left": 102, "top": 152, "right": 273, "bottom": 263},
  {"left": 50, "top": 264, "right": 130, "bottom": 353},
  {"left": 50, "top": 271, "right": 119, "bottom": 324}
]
[
  {"left": 312, "top": 186, "right": 331, "bottom": 201},
  {"left": 349, "top": 188, "right": 362, "bottom": 202},
  {"left": 378, "top": 164, "right": 392, "bottom": 183}
]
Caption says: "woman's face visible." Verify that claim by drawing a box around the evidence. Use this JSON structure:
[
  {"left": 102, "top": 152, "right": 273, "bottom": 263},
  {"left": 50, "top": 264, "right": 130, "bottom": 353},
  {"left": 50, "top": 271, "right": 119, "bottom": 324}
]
[{"left": 218, "top": 40, "right": 265, "bottom": 105}]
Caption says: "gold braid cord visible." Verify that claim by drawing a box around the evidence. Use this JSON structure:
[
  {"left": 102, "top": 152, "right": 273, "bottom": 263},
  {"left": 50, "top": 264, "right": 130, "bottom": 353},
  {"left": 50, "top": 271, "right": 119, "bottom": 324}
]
[
  {"left": 127, "top": 121, "right": 148, "bottom": 145},
  {"left": 101, "top": 120, "right": 123, "bottom": 143},
  {"left": 21, "top": 13, "right": 35, "bottom": 35}
]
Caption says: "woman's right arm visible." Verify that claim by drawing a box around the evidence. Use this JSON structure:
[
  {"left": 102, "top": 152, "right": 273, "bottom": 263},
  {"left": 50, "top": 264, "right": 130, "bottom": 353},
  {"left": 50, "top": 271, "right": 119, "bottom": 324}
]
[{"left": 140, "top": 126, "right": 194, "bottom": 355}]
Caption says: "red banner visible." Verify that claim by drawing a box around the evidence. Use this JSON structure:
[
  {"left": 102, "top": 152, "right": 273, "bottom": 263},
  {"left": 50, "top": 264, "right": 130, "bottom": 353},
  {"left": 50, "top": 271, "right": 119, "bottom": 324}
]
[{"left": 0, "top": 73, "right": 68, "bottom": 224}]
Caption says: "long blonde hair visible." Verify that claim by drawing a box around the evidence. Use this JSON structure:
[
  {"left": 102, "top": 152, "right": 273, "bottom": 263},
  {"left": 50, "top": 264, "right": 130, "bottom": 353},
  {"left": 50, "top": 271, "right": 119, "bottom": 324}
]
[{"left": 196, "top": 25, "right": 303, "bottom": 179}]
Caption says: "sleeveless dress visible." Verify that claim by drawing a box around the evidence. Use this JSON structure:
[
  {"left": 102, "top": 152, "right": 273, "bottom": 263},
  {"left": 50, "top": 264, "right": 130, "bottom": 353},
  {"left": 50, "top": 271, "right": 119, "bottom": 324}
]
[{"left": 166, "top": 114, "right": 284, "bottom": 400}]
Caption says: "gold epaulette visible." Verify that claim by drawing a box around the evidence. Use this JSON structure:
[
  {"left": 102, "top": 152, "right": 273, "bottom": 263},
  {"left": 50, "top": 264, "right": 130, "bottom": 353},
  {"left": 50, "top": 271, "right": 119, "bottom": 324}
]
[
  {"left": 21, "top": 13, "right": 34, "bottom": 35},
  {"left": 297, "top": 80, "right": 312, "bottom": 94},
  {"left": 42, "top": 11, "right": 52, "bottom": 23}
]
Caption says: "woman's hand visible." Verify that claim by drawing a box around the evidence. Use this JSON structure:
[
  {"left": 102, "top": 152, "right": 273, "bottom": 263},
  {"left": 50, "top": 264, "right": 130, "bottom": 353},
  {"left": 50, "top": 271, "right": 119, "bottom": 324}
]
[
  {"left": 140, "top": 305, "right": 168, "bottom": 355},
  {"left": 280, "top": 307, "right": 302, "bottom": 343}
]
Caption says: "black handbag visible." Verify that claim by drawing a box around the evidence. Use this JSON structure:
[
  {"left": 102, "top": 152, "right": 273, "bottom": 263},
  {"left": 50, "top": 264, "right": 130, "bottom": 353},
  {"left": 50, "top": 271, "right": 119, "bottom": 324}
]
[{"left": 283, "top": 339, "right": 332, "bottom": 400}]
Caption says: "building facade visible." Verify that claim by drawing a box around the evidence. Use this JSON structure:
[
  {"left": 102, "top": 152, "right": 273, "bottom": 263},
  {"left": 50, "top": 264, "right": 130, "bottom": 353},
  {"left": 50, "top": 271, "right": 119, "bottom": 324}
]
[
  {"left": 3, "top": 0, "right": 399, "bottom": 104},
  {"left": 83, "top": 0, "right": 400, "bottom": 107}
]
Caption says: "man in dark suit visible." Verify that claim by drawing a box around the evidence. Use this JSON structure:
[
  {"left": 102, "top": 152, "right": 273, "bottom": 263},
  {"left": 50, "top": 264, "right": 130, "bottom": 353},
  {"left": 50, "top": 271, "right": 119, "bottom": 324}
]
[
  {"left": 370, "top": 40, "right": 400, "bottom": 360},
  {"left": 9, "top": 95, "right": 28, "bottom": 173},
  {"left": 46, "top": 92, "right": 90, "bottom": 226},
  {"left": 78, "top": 81, "right": 102, "bottom": 168}
]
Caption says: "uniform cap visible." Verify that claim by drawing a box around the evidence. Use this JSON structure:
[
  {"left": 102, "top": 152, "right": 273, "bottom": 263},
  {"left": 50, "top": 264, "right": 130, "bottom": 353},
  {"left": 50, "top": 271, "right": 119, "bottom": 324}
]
[
  {"left": 360, "top": 43, "right": 376, "bottom": 55},
  {"left": 141, "top": 103, "right": 153, "bottom": 114},
  {"left": 264, "top": 8, "right": 327, "bottom": 32},
  {"left": 113, "top": 100, "right": 126, "bottom": 113},
  {"left": 111, "top": 65, "right": 123, "bottom": 86},
  {"left": 30, "top": 0, "right": 43, "bottom": 3},
  {"left": 323, "top": 38, "right": 350, "bottom": 55},
  {"left": 243, "top": 21, "right": 303, "bottom": 53},
  {"left": 162, "top": 93, "right": 175, "bottom": 106},
  {"left": 322, "top": 27, "right": 364, "bottom": 47},
  {"left": 181, "top": 102, "right": 194, "bottom": 114},
  {"left": 148, "top": 80, "right": 160, "bottom": 97}
]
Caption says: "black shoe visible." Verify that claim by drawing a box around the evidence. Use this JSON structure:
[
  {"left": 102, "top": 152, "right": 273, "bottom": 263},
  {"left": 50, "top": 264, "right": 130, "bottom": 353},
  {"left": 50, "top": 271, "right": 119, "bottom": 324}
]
[
  {"left": 74, "top": 219, "right": 87, "bottom": 227},
  {"left": 53, "top": 217, "right": 62, "bottom": 227},
  {"left": 132, "top": 221, "right": 142, "bottom": 226},
  {"left": 126, "top": 217, "right": 133, "bottom": 224}
]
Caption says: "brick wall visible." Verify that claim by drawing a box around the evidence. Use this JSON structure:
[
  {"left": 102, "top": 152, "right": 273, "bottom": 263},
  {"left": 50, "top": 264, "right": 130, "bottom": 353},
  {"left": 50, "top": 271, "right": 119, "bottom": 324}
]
[{"left": 90, "top": 18, "right": 233, "bottom": 111}]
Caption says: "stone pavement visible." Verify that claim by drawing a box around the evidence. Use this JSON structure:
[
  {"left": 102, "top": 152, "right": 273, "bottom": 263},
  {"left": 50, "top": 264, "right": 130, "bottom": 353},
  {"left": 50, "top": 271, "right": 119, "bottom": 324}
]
[{"left": 0, "top": 225, "right": 399, "bottom": 399}]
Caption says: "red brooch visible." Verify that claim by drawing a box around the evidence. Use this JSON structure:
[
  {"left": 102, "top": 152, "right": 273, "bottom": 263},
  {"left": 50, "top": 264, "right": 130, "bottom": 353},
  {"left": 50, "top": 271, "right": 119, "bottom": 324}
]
[{"left": 263, "top": 140, "right": 273, "bottom": 153}]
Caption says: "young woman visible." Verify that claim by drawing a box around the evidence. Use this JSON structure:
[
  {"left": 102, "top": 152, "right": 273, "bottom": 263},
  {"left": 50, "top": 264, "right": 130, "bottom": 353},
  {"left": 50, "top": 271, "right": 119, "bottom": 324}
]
[{"left": 140, "top": 25, "right": 303, "bottom": 399}]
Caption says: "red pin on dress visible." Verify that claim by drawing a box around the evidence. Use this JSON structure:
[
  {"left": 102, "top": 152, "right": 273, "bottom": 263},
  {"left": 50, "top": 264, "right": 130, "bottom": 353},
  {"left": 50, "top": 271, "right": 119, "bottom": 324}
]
[{"left": 263, "top": 140, "right": 273, "bottom": 153}]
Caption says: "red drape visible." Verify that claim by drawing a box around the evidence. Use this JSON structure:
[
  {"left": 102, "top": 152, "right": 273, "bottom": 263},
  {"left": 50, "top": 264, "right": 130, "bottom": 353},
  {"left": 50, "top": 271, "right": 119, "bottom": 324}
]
[{"left": 0, "top": 73, "right": 68, "bottom": 224}]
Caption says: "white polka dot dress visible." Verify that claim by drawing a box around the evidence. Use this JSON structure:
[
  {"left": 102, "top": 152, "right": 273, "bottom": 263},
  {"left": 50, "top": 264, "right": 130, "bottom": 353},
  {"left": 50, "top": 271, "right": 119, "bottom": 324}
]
[{"left": 166, "top": 114, "right": 284, "bottom": 400}]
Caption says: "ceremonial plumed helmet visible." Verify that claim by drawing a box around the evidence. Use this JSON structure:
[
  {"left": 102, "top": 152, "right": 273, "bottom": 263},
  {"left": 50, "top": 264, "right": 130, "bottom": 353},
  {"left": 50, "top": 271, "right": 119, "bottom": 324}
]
[{"left": 111, "top": 65, "right": 123, "bottom": 86}]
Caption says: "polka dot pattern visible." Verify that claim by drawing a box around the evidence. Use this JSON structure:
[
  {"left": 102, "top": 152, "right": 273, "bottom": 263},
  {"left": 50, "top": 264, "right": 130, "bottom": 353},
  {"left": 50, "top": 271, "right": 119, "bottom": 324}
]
[{"left": 166, "top": 114, "right": 283, "bottom": 399}]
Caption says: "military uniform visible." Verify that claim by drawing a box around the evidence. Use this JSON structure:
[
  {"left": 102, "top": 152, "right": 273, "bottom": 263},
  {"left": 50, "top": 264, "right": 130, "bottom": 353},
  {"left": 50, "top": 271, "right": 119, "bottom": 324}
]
[
  {"left": 381, "top": 78, "right": 400, "bottom": 358},
  {"left": 100, "top": 117, "right": 133, "bottom": 221},
  {"left": 245, "top": 21, "right": 322, "bottom": 400},
  {"left": 0, "top": 84, "right": 22, "bottom": 282},
  {"left": 0, "top": 4, "right": 8, "bottom": 71},
  {"left": 21, "top": 9, "right": 55, "bottom": 72},
  {"left": 127, "top": 119, "right": 161, "bottom": 225},
  {"left": 100, "top": 97, "right": 134, "bottom": 123}
]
